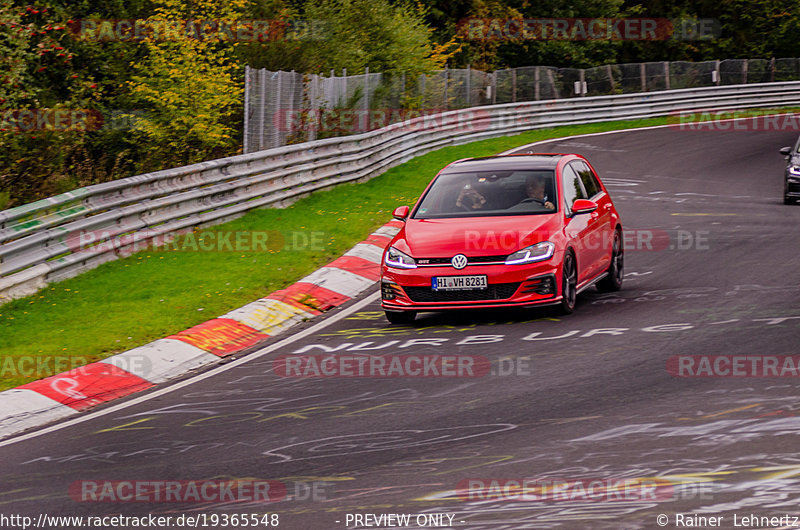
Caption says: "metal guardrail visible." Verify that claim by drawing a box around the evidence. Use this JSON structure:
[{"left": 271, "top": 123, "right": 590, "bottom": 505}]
[{"left": 2, "top": 81, "right": 800, "bottom": 302}]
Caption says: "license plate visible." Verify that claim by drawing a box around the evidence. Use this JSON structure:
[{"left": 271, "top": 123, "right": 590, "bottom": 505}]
[{"left": 432, "top": 275, "right": 488, "bottom": 291}]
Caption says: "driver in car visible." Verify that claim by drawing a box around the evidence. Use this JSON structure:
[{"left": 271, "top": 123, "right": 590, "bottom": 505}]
[{"left": 523, "top": 174, "right": 555, "bottom": 210}]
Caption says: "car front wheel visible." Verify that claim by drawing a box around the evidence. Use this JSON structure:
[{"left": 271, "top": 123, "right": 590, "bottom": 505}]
[{"left": 559, "top": 251, "right": 577, "bottom": 314}]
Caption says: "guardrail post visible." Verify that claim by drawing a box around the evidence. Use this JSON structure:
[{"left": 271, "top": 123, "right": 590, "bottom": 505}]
[
  {"left": 742, "top": 60, "right": 748, "bottom": 83},
  {"left": 579, "top": 69, "right": 586, "bottom": 96},
  {"left": 664, "top": 61, "right": 670, "bottom": 90},
  {"left": 715, "top": 59, "right": 721, "bottom": 85}
]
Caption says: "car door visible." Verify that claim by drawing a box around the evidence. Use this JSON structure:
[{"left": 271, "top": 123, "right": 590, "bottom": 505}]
[
  {"left": 560, "top": 163, "right": 595, "bottom": 283},
  {"left": 572, "top": 160, "right": 613, "bottom": 274}
]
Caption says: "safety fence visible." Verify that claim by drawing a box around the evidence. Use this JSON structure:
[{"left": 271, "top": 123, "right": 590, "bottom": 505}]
[{"left": 245, "top": 58, "right": 800, "bottom": 150}]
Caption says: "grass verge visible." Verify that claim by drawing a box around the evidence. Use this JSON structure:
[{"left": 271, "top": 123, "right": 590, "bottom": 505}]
[{"left": 0, "top": 117, "right": 674, "bottom": 390}]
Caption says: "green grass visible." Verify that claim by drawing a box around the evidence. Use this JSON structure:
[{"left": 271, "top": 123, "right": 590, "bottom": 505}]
[{"left": 0, "top": 117, "right": 672, "bottom": 390}]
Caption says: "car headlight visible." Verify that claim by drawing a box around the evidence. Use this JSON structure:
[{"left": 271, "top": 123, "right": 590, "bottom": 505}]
[
  {"left": 789, "top": 165, "right": 800, "bottom": 176},
  {"left": 505, "top": 242, "right": 555, "bottom": 265},
  {"left": 385, "top": 246, "right": 417, "bottom": 269}
]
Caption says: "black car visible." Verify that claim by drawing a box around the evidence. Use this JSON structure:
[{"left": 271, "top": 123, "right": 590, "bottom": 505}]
[{"left": 779, "top": 140, "right": 800, "bottom": 204}]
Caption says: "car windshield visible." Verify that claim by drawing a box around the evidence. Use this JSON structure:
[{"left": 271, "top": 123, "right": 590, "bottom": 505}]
[{"left": 413, "top": 169, "right": 558, "bottom": 219}]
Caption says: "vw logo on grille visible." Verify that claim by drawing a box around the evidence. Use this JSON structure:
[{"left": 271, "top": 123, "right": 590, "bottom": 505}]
[{"left": 451, "top": 254, "right": 468, "bottom": 269}]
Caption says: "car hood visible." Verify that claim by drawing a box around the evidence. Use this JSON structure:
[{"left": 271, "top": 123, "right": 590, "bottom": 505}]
[{"left": 394, "top": 215, "right": 561, "bottom": 257}]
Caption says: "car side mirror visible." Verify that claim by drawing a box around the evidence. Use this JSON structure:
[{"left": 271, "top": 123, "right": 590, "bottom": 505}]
[
  {"left": 392, "top": 205, "right": 410, "bottom": 221},
  {"left": 571, "top": 199, "right": 598, "bottom": 216},
  {"left": 780, "top": 146, "right": 792, "bottom": 157}
]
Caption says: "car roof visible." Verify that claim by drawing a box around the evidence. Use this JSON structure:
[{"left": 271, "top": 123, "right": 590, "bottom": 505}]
[{"left": 442, "top": 154, "right": 569, "bottom": 173}]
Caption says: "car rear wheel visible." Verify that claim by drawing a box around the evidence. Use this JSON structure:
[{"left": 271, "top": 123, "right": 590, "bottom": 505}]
[
  {"left": 559, "top": 251, "right": 577, "bottom": 314},
  {"left": 597, "top": 229, "right": 624, "bottom": 292},
  {"left": 385, "top": 311, "right": 416, "bottom": 325}
]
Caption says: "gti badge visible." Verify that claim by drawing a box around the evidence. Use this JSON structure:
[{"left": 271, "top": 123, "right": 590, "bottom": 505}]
[{"left": 451, "top": 254, "right": 468, "bottom": 270}]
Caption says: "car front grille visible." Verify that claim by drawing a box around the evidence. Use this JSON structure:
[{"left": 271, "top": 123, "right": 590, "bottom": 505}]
[
  {"left": 416, "top": 255, "right": 507, "bottom": 266},
  {"left": 403, "top": 282, "right": 521, "bottom": 302},
  {"left": 789, "top": 182, "right": 800, "bottom": 194}
]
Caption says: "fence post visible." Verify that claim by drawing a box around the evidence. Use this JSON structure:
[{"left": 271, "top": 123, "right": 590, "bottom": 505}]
[
  {"left": 742, "top": 60, "right": 748, "bottom": 84},
  {"left": 512, "top": 68, "right": 518, "bottom": 102},
  {"left": 770, "top": 57, "right": 775, "bottom": 82},
  {"left": 401, "top": 71, "right": 406, "bottom": 105},
  {"left": 275, "top": 71, "right": 283, "bottom": 148},
  {"left": 579, "top": 68, "right": 586, "bottom": 96},
  {"left": 547, "top": 68, "right": 559, "bottom": 98},
  {"left": 258, "top": 68, "right": 266, "bottom": 151},
  {"left": 342, "top": 68, "right": 347, "bottom": 106},
  {"left": 309, "top": 73, "right": 318, "bottom": 142},
  {"left": 606, "top": 64, "right": 615, "bottom": 93},
  {"left": 492, "top": 71, "right": 497, "bottom": 105},
  {"left": 363, "top": 67, "right": 369, "bottom": 132},
  {"left": 715, "top": 59, "right": 721, "bottom": 85},
  {"left": 243, "top": 65, "right": 250, "bottom": 153},
  {"left": 444, "top": 67, "right": 449, "bottom": 108},
  {"left": 533, "top": 67, "right": 538, "bottom": 101},
  {"left": 466, "top": 64, "right": 471, "bottom": 107},
  {"left": 364, "top": 66, "right": 369, "bottom": 108},
  {"left": 664, "top": 61, "right": 670, "bottom": 90},
  {"left": 640, "top": 63, "right": 646, "bottom": 92}
]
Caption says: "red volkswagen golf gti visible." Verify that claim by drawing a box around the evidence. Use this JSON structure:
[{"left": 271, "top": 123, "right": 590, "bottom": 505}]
[{"left": 380, "top": 154, "right": 624, "bottom": 324}]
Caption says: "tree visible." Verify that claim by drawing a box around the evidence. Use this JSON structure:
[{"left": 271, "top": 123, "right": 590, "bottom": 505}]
[{"left": 126, "top": 0, "right": 247, "bottom": 169}]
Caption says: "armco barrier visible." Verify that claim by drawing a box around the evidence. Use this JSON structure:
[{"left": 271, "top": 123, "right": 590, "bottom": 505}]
[{"left": 2, "top": 82, "right": 800, "bottom": 302}]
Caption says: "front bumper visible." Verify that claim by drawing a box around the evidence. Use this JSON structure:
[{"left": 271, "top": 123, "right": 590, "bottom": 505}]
[
  {"left": 786, "top": 175, "right": 800, "bottom": 197},
  {"left": 381, "top": 263, "right": 561, "bottom": 312}
]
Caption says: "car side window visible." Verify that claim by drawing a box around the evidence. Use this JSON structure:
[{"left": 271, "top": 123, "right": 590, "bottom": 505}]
[
  {"left": 572, "top": 161, "right": 601, "bottom": 198},
  {"left": 561, "top": 164, "right": 588, "bottom": 214}
]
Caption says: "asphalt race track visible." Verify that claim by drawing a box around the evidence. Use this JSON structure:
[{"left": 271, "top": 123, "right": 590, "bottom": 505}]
[{"left": 2, "top": 124, "right": 800, "bottom": 529}]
